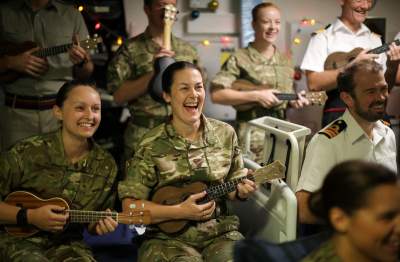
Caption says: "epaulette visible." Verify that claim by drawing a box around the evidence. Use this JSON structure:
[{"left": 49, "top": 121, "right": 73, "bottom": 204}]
[
  {"left": 311, "top": 24, "right": 330, "bottom": 37},
  {"left": 380, "top": 120, "right": 390, "bottom": 126},
  {"left": 318, "top": 119, "right": 347, "bottom": 139},
  {"left": 371, "top": 32, "right": 382, "bottom": 38}
]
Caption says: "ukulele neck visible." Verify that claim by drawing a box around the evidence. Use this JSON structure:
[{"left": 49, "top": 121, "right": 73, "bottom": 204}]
[
  {"left": 67, "top": 210, "right": 118, "bottom": 223},
  {"left": 202, "top": 176, "right": 254, "bottom": 202}
]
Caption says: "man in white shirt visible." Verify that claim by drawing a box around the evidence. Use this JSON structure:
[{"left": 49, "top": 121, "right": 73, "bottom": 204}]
[
  {"left": 394, "top": 32, "right": 400, "bottom": 85},
  {"left": 296, "top": 59, "right": 397, "bottom": 224},
  {"left": 301, "top": 0, "right": 400, "bottom": 126}
]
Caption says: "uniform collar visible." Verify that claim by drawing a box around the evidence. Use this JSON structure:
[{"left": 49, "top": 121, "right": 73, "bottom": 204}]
[
  {"left": 343, "top": 109, "right": 388, "bottom": 144},
  {"left": 49, "top": 129, "right": 105, "bottom": 167},
  {"left": 332, "top": 18, "right": 370, "bottom": 36},
  {"left": 164, "top": 114, "right": 218, "bottom": 150},
  {"left": 247, "top": 42, "right": 278, "bottom": 64}
]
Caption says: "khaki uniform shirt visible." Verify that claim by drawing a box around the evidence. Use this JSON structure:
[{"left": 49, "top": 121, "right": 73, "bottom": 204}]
[
  {"left": 0, "top": 0, "right": 89, "bottom": 96},
  {"left": 107, "top": 28, "right": 199, "bottom": 120},
  {"left": 0, "top": 129, "right": 117, "bottom": 216},
  {"left": 119, "top": 116, "right": 246, "bottom": 245},
  {"left": 211, "top": 43, "right": 294, "bottom": 121}
]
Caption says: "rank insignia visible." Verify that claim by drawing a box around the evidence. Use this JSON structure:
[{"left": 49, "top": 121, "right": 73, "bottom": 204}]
[{"left": 318, "top": 119, "right": 347, "bottom": 139}]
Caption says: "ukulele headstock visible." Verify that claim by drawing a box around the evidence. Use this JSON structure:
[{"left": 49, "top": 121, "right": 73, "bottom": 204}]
[
  {"left": 163, "top": 4, "right": 178, "bottom": 26},
  {"left": 79, "top": 34, "right": 103, "bottom": 51},
  {"left": 119, "top": 200, "right": 151, "bottom": 226},
  {"left": 304, "top": 91, "right": 328, "bottom": 106},
  {"left": 251, "top": 160, "right": 286, "bottom": 185}
]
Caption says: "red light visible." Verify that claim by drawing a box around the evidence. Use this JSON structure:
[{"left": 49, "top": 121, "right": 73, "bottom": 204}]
[
  {"left": 300, "top": 19, "right": 309, "bottom": 26},
  {"left": 294, "top": 70, "right": 302, "bottom": 81},
  {"left": 95, "top": 22, "right": 101, "bottom": 30},
  {"left": 220, "top": 36, "right": 231, "bottom": 44}
]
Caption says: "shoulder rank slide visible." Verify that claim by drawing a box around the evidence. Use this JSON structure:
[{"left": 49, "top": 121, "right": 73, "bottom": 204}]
[
  {"left": 380, "top": 120, "right": 390, "bottom": 126},
  {"left": 318, "top": 119, "right": 347, "bottom": 139}
]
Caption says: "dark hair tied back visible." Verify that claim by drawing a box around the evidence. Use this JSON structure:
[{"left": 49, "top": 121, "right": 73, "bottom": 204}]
[
  {"left": 308, "top": 160, "right": 397, "bottom": 227},
  {"left": 161, "top": 61, "right": 202, "bottom": 94}
]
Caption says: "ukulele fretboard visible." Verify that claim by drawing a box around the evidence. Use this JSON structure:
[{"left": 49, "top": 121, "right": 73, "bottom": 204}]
[
  {"left": 203, "top": 175, "right": 255, "bottom": 202},
  {"left": 368, "top": 39, "right": 400, "bottom": 55},
  {"left": 275, "top": 93, "right": 298, "bottom": 101},
  {"left": 34, "top": 44, "right": 74, "bottom": 58},
  {"left": 67, "top": 210, "right": 118, "bottom": 223}
]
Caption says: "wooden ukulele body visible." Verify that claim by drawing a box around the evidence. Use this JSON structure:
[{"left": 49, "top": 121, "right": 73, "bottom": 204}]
[
  {"left": 151, "top": 182, "right": 207, "bottom": 234},
  {"left": 4, "top": 191, "right": 69, "bottom": 237}
]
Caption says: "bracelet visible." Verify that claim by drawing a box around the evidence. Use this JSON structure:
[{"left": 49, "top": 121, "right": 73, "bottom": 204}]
[
  {"left": 235, "top": 190, "right": 248, "bottom": 202},
  {"left": 16, "top": 207, "right": 28, "bottom": 226}
]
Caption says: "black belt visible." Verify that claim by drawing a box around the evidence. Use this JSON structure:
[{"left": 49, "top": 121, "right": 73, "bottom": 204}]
[{"left": 5, "top": 92, "right": 57, "bottom": 110}]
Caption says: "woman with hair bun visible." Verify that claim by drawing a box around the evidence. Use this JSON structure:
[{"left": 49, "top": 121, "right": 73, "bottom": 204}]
[{"left": 303, "top": 160, "right": 400, "bottom": 262}]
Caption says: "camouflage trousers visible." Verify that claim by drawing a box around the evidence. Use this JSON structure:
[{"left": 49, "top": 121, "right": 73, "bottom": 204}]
[
  {"left": 138, "top": 231, "right": 243, "bottom": 262},
  {"left": 0, "top": 233, "right": 95, "bottom": 262}
]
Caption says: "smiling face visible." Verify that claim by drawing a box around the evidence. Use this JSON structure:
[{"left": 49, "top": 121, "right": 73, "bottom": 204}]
[
  {"left": 252, "top": 5, "right": 281, "bottom": 45},
  {"left": 163, "top": 67, "right": 205, "bottom": 128},
  {"left": 54, "top": 85, "right": 101, "bottom": 141},
  {"left": 347, "top": 70, "right": 388, "bottom": 122},
  {"left": 342, "top": 184, "right": 400, "bottom": 261},
  {"left": 340, "top": 0, "right": 373, "bottom": 26}
]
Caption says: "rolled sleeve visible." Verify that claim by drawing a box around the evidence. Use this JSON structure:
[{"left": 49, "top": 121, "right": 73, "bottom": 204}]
[
  {"left": 118, "top": 147, "right": 157, "bottom": 200},
  {"left": 106, "top": 44, "right": 134, "bottom": 94},
  {"left": 210, "top": 55, "right": 241, "bottom": 92}
]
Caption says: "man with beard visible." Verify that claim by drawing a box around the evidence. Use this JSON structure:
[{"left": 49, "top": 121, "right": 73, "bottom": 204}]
[
  {"left": 296, "top": 60, "right": 397, "bottom": 224},
  {"left": 301, "top": 0, "right": 400, "bottom": 127}
]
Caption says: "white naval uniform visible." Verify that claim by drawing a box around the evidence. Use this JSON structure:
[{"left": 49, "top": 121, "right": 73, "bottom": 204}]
[
  {"left": 296, "top": 110, "right": 397, "bottom": 193},
  {"left": 301, "top": 18, "right": 386, "bottom": 73}
]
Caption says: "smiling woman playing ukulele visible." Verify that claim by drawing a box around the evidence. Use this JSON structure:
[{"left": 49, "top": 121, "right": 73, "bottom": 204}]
[
  {"left": 119, "top": 61, "right": 257, "bottom": 262},
  {"left": 210, "top": 2, "right": 309, "bottom": 162},
  {"left": 0, "top": 80, "right": 118, "bottom": 261}
]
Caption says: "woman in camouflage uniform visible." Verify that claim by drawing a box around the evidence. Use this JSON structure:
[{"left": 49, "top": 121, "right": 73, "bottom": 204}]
[
  {"left": 210, "top": 2, "right": 308, "bottom": 162},
  {"left": 0, "top": 80, "right": 118, "bottom": 261},
  {"left": 119, "top": 61, "right": 256, "bottom": 261},
  {"left": 302, "top": 160, "right": 400, "bottom": 262}
]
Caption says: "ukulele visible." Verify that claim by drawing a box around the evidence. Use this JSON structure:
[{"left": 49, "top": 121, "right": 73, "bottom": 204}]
[
  {"left": 151, "top": 160, "right": 285, "bottom": 234},
  {"left": 231, "top": 79, "right": 327, "bottom": 111},
  {"left": 0, "top": 35, "right": 102, "bottom": 83},
  {"left": 324, "top": 39, "right": 400, "bottom": 70},
  {"left": 148, "top": 4, "right": 179, "bottom": 103},
  {"left": 4, "top": 191, "right": 151, "bottom": 237}
]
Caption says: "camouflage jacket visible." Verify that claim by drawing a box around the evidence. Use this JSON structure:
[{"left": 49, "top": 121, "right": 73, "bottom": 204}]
[
  {"left": 107, "top": 28, "right": 199, "bottom": 119},
  {"left": 301, "top": 240, "right": 342, "bottom": 262},
  {"left": 0, "top": 129, "right": 118, "bottom": 214},
  {"left": 211, "top": 43, "right": 294, "bottom": 120},
  {"left": 119, "top": 115, "right": 246, "bottom": 244}
]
